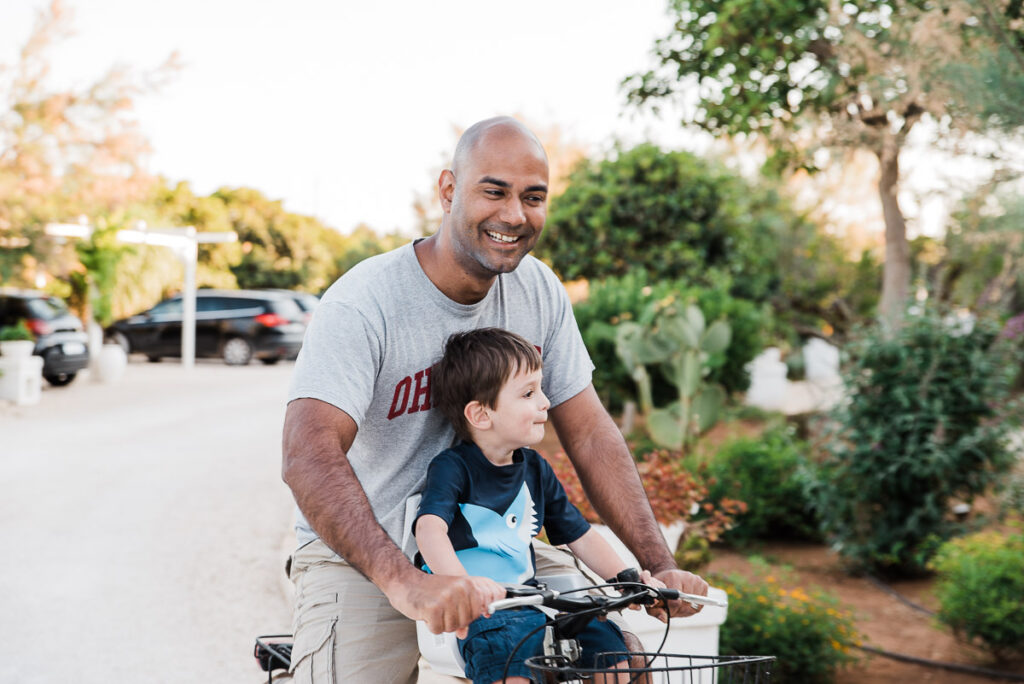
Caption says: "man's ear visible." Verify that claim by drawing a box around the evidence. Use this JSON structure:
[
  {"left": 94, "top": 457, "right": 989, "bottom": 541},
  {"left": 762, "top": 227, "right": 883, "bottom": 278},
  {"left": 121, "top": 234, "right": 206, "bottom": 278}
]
[
  {"left": 464, "top": 400, "right": 491, "bottom": 431},
  {"left": 438, "top": 169, "right": 455, "bottom": 213}
]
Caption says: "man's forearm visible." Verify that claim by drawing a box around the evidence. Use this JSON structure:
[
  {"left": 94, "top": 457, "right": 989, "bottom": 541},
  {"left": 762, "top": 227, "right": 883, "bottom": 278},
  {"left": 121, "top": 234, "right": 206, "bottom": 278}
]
[
  {"left": 282, "top": 399, "right": 414, "bottom": 593},
  {"left": 552, "top": 388, "right": 677, "bottom": 573}
]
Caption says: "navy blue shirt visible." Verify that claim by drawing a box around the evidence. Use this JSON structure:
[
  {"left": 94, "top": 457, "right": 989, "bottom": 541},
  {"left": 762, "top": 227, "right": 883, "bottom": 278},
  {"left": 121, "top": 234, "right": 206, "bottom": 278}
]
[{"left": 414, "top": 442, "right": 591, "bottom": 584}]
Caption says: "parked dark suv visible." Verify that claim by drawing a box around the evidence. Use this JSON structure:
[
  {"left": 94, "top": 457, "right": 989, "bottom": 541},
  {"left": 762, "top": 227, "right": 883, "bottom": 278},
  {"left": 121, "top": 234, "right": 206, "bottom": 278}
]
[
  {"left": 106, "top": 289, "right": 306, "bottom": 365},
  {"left": 0, "top": 289, "right": 90, "bottom": 386}
]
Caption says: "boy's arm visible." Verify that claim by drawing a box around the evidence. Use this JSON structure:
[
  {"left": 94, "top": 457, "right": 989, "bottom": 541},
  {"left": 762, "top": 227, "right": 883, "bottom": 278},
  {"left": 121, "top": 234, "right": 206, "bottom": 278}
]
[
  {"left": 415, "top": 514, "right": 507, "bottom": 632},
  {"left": 565, "top": 527, "right": 629, "bottom": 581},
  {"left": 415, "top": 514, "right": 469, "bottom": 577}
]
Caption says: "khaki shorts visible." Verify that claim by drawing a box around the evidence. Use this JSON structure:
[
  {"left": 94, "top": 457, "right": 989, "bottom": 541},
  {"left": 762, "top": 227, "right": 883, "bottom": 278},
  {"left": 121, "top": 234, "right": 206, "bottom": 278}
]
[{"left": 287, "top": 539, "right": 419, "bottom": 684}]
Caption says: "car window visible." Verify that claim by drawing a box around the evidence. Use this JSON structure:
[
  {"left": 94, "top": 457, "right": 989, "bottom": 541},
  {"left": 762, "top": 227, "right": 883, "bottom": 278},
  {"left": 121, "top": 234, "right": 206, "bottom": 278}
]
[
  {"left": 25, "top": 297, "right": 69, "bottom": 320},
  {"left": 270, "top": 298, "right": 303, "bottom": 320},
  {"left": 150, "top": 299, "right": 183, "bottom": 316},
  {"left": 294, "top": 294, "right": 320, "bottom": 312}
]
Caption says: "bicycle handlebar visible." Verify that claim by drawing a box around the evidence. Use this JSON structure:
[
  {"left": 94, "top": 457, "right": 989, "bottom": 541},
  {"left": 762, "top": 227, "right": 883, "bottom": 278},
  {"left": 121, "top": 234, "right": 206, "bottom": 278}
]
[{"left": 487, "top": 584, "right": 727, "bottom": 615}]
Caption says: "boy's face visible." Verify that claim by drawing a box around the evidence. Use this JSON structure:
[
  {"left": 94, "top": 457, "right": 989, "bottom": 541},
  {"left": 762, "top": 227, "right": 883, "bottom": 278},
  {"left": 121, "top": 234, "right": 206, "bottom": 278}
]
[{"left": 488, "top": 366, "right": 549, "bottom": 449}]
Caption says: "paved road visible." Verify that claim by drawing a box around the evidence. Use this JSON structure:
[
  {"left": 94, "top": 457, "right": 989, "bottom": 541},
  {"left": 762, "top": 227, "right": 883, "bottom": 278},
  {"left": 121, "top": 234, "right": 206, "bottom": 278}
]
[
  {"left": 1, "top": 359, "right": 297, "bottom": 682},
  {"left": 0, "top": 359, "right": 460, "bottom": 683}
]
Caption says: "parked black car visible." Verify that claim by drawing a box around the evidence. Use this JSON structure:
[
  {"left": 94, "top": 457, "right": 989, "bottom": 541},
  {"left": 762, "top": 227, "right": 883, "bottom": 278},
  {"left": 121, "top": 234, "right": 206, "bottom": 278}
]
[
  {"left": 0, "top": 288, "right": 90, "bottom": 386},
  {"left": 106, "top": 289, "right": 306, "bottom": 365},
  {"left": 259, "top": 289, "right": 320, "bottom": 324}
]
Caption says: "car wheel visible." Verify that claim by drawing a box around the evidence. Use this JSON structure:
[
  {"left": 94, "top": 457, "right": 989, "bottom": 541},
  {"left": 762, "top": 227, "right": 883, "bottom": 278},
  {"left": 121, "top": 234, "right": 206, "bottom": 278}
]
[
  {"left": 223, "top": 337, "right": 253, "bottom": 366},
  {"left": 44, "top": 372, "right": 76, "bottom": 387},
  {"left": 260, "top": 357, "right": 280, "bottom": 365},
  {"left": 108, "top": 331, "right": 131, "bottom": 354}
]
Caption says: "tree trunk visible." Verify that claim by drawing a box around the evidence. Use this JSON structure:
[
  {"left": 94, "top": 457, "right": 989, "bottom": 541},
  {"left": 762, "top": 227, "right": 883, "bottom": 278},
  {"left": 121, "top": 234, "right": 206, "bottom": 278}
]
[{"left": 876, "top": 140, "right": 911, "bottom": 329}]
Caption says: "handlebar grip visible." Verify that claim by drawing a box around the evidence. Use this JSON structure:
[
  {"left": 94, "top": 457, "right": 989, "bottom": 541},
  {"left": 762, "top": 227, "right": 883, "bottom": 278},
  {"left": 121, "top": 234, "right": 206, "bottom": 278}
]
[
  {"left": 488, "top": 595, "right": 545, "bottom": 613},
  {"left": 671, "top": 591, "right": 728, "bottom": 608}
]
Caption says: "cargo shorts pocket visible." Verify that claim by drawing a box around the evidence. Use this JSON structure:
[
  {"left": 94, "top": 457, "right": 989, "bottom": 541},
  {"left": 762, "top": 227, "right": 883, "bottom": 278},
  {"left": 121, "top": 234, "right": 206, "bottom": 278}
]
[{"left": 289, "top": 614, "right": 338, "bottom": 684}]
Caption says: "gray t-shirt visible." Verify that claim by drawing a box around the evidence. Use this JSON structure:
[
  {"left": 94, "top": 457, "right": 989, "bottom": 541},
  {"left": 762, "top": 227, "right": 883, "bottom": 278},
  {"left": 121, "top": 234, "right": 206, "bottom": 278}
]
[{"left": 287, "top": 241, "right": 594, "bottom": 553}]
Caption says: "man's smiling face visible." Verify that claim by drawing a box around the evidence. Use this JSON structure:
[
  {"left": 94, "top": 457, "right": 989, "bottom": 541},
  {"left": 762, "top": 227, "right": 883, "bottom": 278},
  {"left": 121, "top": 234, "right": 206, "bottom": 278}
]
[{"left": 442, "top": 125, "right": 549, "bottom": 279}]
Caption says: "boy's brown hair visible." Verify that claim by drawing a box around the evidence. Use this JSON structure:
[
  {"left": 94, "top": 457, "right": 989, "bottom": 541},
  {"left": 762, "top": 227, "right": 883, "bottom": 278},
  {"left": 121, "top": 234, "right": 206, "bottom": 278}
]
[{"left": 432, "top": 328, "right": 543, "bottom": 443}]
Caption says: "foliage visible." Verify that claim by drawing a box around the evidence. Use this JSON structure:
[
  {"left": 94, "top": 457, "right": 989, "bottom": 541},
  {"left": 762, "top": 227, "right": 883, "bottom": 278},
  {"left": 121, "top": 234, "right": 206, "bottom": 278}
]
[
  {"left": 622, "top": 0, "right": 1018, "bottom": 326},
  {"left": 0, "top": 0, "right": 174, "bottom": 283},
  {"left": 807, "top": 309, "right": 1022, "bottom": 574},
  {"left": 938, "top": 188, "right": 1024, "bottom": 316},
  {"left": 714, "top": 561, "right": 860, "bottom": 683},
  {"left": 0, "top": 319, "right": 34, "bottom": 342},
  {"left": 574, "top": 270, "right": 770, "bottom": 411},
  {"left": 538, "top": 144, "right": 807, "bottom": 302},
  {"left": 942, "top": 0, "right": 1024, "bottom": 133},
  {"left": 615, "top": 301, "right": 731, "bottom": 451},
  {"left": 929, "top": 528, "right": 1024, "bottom": 659},
  {"left": 70, "top": 219, "right": 131, "bottom": 327},
  {"left": 704, "top": 423, "right": 820, "bottom": 545},
  {"left": 543, "top": 448, "right": 744, "bottom": 571}
]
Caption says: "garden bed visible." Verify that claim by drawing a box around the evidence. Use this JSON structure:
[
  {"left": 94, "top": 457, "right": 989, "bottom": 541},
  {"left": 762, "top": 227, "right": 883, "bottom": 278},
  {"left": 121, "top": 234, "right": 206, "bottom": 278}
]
[{"left": 707, "top": 540, "right": 1024, "bottom": 683}]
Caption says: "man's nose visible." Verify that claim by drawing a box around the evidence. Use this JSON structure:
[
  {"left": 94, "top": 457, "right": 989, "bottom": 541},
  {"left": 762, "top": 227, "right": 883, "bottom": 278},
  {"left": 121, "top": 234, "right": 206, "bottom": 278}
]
[{"left": 498, "top": 198, "right": 526, "bottom": 226}]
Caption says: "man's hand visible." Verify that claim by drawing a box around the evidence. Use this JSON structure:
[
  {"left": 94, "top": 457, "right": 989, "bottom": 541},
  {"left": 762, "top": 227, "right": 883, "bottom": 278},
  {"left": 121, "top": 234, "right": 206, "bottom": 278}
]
[
  {"left": 386, "top": 572, "right": 507, "bottom": 638},
  {"left": 647, "top": 569, "right": 710, "bottom": 622}
]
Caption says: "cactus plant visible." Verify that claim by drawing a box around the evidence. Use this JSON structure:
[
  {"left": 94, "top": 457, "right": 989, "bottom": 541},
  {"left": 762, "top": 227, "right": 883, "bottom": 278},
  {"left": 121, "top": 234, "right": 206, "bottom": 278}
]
[{"left": 614, "top": 302, "right": 731, "bottom": 451}]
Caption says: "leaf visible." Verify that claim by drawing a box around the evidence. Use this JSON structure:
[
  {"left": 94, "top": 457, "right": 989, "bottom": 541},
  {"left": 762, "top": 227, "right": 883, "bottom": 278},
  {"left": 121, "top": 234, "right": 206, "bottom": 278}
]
[
  {"left": 685, "top": 304, "right": 706, "bottom": 336},
  {"left": 693, "top": 384, "right": 726, "bottom": 434},
  {"left": 701, "top": 319, "right": 732, "bottom": 355},
  {"left": 648, "top": 403, "right": 685, "bottom": 450}
]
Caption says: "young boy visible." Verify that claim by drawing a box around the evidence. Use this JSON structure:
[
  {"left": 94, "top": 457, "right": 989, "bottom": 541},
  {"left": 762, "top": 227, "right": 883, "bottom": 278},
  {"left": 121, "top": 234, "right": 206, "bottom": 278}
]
[{"left": 414, "top": 328, "right": 662, "bottom": 684}]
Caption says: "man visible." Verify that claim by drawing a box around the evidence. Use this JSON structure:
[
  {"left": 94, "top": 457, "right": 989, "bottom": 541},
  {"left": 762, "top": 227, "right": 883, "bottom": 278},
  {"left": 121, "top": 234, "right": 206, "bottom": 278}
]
[{"left": 282, "top": 116, "right": 708, "bottom": 682}]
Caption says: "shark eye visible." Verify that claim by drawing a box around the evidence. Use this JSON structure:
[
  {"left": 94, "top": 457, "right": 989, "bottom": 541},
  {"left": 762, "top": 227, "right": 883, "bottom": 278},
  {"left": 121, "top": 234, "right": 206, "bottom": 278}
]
[{"left": 505, "top": 513, "right": 518, "bottom": 528}]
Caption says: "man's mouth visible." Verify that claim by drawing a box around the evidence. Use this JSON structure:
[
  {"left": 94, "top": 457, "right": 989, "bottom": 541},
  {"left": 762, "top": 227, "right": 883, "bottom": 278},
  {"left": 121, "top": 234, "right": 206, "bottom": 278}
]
[{"left": 485, "top": 230, "right": 521, "bottom": 244}]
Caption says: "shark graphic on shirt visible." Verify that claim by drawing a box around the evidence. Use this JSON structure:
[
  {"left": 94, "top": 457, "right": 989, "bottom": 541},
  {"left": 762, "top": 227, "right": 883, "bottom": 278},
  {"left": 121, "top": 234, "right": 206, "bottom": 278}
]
[{"left": 456, "top": 482, "right": 539, "bottom": 584}]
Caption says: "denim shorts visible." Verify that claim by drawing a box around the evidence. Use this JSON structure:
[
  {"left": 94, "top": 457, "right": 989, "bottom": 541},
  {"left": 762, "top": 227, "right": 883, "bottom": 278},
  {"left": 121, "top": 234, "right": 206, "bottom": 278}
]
[{"left": 457, "top": 607, "right": 628, "bottom": 684}]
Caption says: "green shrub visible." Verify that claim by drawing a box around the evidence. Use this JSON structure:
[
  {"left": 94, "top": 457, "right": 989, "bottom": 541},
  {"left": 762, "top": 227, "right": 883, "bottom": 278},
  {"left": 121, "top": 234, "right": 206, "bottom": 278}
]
[
  {"left": 715, "top": 562, "right": 860, "bottom": 683},
  {"left": 929, "top": 529, "right": 1024, "bottom": 659},
  {"left": 807, "top": 310, "right": 1022, "bottom": 574},
  {"left": 0, "top": 319, "right": 34, "bottom": 342},
  {"left": 573, "top": 270, "right": 770, "bottom": 411},
  {"left": 705, "top": 424, "right": 819, "bottom": 544}
]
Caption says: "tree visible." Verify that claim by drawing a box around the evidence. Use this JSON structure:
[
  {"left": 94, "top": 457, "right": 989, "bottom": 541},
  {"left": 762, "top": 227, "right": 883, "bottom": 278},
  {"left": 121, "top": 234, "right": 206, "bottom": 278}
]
[
  {"left": 0, "top": 0, "right": 177, "bottom": 286},
  {"left": 624, "top": 0, "right": 1012, "bottom": 327}
]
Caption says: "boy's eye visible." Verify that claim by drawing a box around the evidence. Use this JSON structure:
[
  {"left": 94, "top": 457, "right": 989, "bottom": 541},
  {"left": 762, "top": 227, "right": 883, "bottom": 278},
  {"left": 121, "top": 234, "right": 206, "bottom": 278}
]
[{"left": 524, "top": 390, "right": 533, "bottom": 398}]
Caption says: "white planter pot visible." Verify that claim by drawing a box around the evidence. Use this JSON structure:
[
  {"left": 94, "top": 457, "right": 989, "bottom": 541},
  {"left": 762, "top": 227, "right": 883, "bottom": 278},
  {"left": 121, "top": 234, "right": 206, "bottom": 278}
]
[
  {"left": 95, "top": 344, "right": 127, "bottom": 384},
  {"left": 0, "top": 356, "right": 43, "bottom": 405},
  {"left": 0, "top": 340, "right": 36, "bottom": 359},
  {"left": 591, "top": 523, "right": 728, "bottom": 658}
]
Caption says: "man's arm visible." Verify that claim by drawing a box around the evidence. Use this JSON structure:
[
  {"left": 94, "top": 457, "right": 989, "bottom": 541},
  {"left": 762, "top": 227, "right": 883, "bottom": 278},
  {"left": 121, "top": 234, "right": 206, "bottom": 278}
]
[
  {"left": 549, "top": 385, "right": 708, "bottom": 616},
  {"left": 281, "top": 398, "right": 496, "bottom": 634}
]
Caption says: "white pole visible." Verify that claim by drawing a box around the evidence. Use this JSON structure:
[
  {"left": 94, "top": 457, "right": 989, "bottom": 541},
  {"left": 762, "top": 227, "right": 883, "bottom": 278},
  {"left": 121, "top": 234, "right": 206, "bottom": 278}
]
[{"left": 180, "top": 229, "right": 198, "bottom": 371}]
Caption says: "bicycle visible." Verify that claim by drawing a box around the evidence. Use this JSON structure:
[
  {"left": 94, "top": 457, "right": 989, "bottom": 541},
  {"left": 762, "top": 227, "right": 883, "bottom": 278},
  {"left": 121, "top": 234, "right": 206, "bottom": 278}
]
[{"left": 256, "top": 572, "right": 773, "bottom": 683}]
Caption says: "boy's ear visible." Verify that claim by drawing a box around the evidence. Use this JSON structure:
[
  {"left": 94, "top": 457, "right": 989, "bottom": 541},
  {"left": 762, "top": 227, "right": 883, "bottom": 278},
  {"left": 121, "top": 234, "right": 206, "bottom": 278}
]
[{"left": 464, "top": 400, "right": 491, "bottom": 431}]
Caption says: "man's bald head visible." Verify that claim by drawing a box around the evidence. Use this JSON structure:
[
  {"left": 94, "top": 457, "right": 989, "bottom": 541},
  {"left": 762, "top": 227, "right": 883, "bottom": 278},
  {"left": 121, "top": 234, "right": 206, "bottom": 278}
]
[{"left": 451, "top": 117, "right": 548, "bottom": 176}]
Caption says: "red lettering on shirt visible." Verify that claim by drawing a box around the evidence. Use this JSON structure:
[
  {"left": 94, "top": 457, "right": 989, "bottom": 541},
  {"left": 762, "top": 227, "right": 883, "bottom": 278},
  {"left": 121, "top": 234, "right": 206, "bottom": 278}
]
[
  {"left": 408, "top": 367, "right": 432, "bottom": 413},
  {"left": 387, "top": 376, "right": 412, "bottom": 420}
]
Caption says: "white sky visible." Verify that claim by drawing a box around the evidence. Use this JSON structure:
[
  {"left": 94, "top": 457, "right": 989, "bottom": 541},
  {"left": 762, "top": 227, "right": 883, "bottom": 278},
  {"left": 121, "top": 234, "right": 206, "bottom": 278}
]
[{"left": 2, "top": 0, "right": 702, "bottom": 235}]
